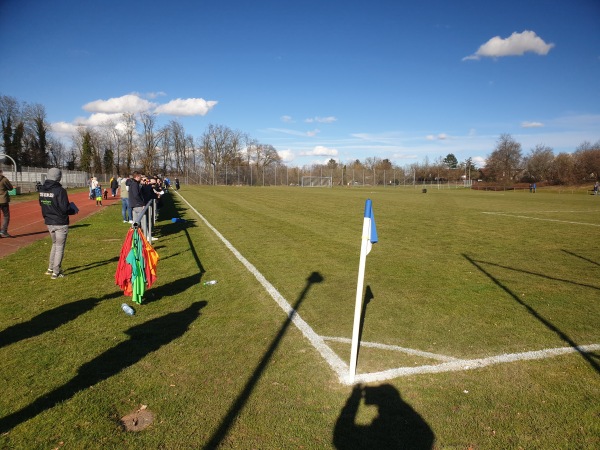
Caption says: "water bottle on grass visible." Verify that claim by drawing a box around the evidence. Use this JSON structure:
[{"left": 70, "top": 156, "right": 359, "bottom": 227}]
[
  {"left": 122, "top": 303, "right": 135, "bottom": 315},
  {"left": 203, "top": 280, "right": 217, "bottom": 286}
]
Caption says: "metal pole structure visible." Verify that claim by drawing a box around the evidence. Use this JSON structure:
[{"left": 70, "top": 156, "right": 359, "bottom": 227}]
[{"left": 0, "top": 153, "right": 18, "bottom": 189}]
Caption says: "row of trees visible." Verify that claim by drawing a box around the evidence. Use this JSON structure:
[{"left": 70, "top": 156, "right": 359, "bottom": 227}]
[
  {"left": 484, "top": 134, "right": 600, "bottom": 186},
  {"left": 1, "top": 94, "right": 599, "bottom": 185},
  {"left": 0, "top": 95, "right": 55, "bottom": 168}
]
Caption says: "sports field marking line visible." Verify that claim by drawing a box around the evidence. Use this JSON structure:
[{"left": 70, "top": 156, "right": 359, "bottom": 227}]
[
  {"left": 177, "top": 192, "right": 599, "bottom": 384},
  {"left": 351, "top": 343, "right": 600, "bottom": 384},
  {"left": 321, "top": 336, "right": 459, "bottom": 362},
  {"left": 482, "top": 212, "right": 600, "bottom": 227},
  {"left": 175, "top": 192, "right": 349, "bottom": 381}
]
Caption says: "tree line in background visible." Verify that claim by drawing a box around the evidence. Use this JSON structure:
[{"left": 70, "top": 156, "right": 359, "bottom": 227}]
[{"left": 1, "top": 94, "right": 599, "bottom": 186}]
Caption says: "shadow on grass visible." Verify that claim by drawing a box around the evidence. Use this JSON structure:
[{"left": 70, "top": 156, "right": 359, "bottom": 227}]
[
  {"left": 0, "top": 301, "right": 207, "bottom": 434},
  {"left": 67, "top": 255, "right": 120, "bottom": 275},
  {"left": 9, "top": 230, "right": 47, "bottom": 238},
  {"left": 354, "top": 285, "right": 374, "bottom": 368},
  {"left": 144, "top": 272, "right": 204, "bottom": 304},
  {"left": 203, "top": 271, "right": 324, "bottom": 450},
  {"left": 463, "top": 254, "right": 600, "bottom": 375},
  {"left": 333, "top": 384, "right": 434, "bottom": 449},
  {"left": 470, "top": 256, "right": 599, "bottom": 292},
  {"left": 0, "top": 291, "right": 121, "bottom": 350},
  {"left": 155, "top": 192, "right": 197, "bottom": 239},
  {"left": 561, "top": 249, "right": 600, "bottom": 268}
]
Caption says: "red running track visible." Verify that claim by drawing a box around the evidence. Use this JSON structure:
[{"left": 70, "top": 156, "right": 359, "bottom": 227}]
[{"left": 0, "top": 191, "right": 122, "bottom": 259}]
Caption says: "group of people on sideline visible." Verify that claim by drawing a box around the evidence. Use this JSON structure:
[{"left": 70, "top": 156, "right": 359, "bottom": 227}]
[
  {"left": 41, "top": 171, "right": 171, "bottom": 279},
  {"left": 0, "top": 168, "right": 174, "bottom": 282}
]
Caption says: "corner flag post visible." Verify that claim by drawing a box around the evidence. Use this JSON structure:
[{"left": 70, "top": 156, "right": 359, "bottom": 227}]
[{"left": 349, "top": 199, "right": 378, "bottom": 382}]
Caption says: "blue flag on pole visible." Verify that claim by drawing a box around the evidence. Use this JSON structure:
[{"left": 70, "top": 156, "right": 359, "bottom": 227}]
[{"left": 364, "top": 199, "right": 378, "bottom": 254}]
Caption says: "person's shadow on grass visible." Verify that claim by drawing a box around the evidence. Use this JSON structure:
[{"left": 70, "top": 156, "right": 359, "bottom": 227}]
[
  {"left": 0, "top": 292, "right": 121, "bottom": 350},
  {"left": 333, "top": 384, "right": 435, "bottom": 449},
  {"left": 0, "top": 301, "right": 207, "bottom": 434}
]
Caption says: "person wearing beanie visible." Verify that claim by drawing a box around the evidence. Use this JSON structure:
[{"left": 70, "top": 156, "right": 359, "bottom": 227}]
[
  {"left": 0, "top": 168, "right": 14, "bottom": 238},
  {"left": 39, "top": 168, "right": 77, "bottom": 279}
]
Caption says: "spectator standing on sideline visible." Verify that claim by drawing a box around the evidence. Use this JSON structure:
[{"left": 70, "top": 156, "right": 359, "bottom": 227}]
[
  {"left": 39, "top": 168, "right": 77, "bottom": 279},
  {"left": 141, "top": 176, "right": 158, "bottom": 239},
  {"left": 129, "top": 172, "right": 147, "bottom": 234},
  {"left": 0, "top": 169, "right": 14, "bottom": 238},
  {"left": 120, "top": 174, "right": 131, "bottom": 223},
  {"left": 110, "top": 176, "right": 119, "bottom": 197}
]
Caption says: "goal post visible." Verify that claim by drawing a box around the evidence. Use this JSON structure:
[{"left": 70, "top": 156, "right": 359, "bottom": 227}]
[{"left": 301, "top": 176, "right": 333, "bottom": 187}]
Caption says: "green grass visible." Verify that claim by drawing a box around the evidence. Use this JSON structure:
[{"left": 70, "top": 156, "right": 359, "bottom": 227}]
[{"left": 1, "top": 186, "right": 599, "bottom": 449}]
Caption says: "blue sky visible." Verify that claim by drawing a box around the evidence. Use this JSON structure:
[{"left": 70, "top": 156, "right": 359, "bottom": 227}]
[{"left": 1, "top": 0, "right": 599, "bottom": 168}]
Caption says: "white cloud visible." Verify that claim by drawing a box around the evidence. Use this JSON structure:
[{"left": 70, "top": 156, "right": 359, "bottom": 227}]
[
  {"left": 472, "top": 156, "right": 487, "bottom": 168},
  {"left": 145, "top": 91, "right": 167, "bottom": 99},
  {"left": 305, "top": 116, "right": 337, "bottom": 124},
  {"left": 83, "top": 93, "right": 217, "bottom": 117},
  {"left": 300, "top": 145, "right": 338, "bottom": 157},
  {"left": 277, "top": 149, "right": 295, "bottom": 162},
  {"left": 521, "top": 121, "right": 544, "bottom": 128},
  {"left": 154, "top": 98, "right": 217, "bottom": 116},
  {"left": 267, "top": 128, "right": 309, "bottom": 137},
  {"left": 426, "top": 133, "right": 448, "bottom": 140},
  {"left": 83, "top": 94, "right": 156, "bottom": 114},
  {"left": 51, "top": 121, "right": 79, "bottom": 136},
  {"left": 306, "top": 128, "right": 320, "bottom": 137},
  {"left": 463, "top": 30, "right": 555, "bottom": 61},
  {"left": 281, "top": 115, "right": 294, "bottom": 123}
]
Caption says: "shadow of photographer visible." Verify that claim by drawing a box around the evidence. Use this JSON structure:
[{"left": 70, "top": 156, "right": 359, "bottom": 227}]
[{"left": 333, "top": 384, "right": 434, "bottom": 449}]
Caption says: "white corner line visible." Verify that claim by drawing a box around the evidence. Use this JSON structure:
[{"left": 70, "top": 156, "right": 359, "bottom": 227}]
[
  {"left": 322, "top": 336, "right": 459, "bottom": 362},
  {"left": 351, "top": 343, "right": 600, "bottom": 384}
]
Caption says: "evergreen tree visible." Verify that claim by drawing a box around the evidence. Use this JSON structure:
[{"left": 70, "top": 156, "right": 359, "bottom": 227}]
[{"left": 80, "top": 130, "right": 93, "bottom": 172}]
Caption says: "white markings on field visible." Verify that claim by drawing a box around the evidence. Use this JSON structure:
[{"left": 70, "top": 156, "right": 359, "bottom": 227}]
[
  {"left": 352, "top": 344, "right": 600, "bottom": 384},
  {"left": 176, "top": 192, "right": 349, "bottom": 378},
  {"left": 482, "top": 211, "right": 600, "bottom": 227},
  {"left": 322, "top": 336, "right": 459, "bottom": 362},
  {"left": 177, "top": 192, "right": 600, "bottom": 384}
]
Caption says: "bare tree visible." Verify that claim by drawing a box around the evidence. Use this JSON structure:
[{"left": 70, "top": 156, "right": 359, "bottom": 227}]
[
  {"left": 524, "top": 144, "right": 554, "bottom": 182},
  {"left": 47, "top": 137, "right": 66, "bottom": 167},
  {"left": 138, "top": 112, "right": 163, "bottom": 175},
  {"left": 573, "top": 140, "right": 600, "bottom": 182},
  {"left": 485, "top": 134, "right": 523, "bottom": 185},
  {"left": 101, "top": 119, "right": 124, "bottom": 175},
  {"left": 549, "top": 152, "right": 576, "bottom": 185},
  {"left": 167, "top": 120, "right": 187, "bottom": 174},
  {"left": 122, "top": 112, "right": 136, "bottom": 174},
  {"left": 201, "top": 124, "right": 242, "bottom": 184}
]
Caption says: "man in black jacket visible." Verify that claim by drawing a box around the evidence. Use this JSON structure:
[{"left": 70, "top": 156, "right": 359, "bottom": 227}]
[{"left": 39, "top": 168, "right": 77, "bottom": 279}]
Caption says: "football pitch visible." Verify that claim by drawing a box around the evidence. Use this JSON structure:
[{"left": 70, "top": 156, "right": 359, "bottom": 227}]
[
  {"left": 177, "top": 187, "right": 600, "bottom": 384},
  {"left": 0, "top": 185, "right": 598, "bottom": 448}
]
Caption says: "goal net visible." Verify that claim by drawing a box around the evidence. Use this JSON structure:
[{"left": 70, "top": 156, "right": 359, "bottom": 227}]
[{"left": 301, "top": 176, "right": 333, "bottom": 187}]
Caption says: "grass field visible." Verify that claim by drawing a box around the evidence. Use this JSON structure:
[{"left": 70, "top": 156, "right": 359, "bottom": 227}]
[{"left": 0, "top": 185, "right": 598, "bottom": 449}]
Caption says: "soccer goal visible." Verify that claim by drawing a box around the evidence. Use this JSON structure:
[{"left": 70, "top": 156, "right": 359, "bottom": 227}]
[{"left": 301, "top": 176, "right": 333, "bottom": 187}]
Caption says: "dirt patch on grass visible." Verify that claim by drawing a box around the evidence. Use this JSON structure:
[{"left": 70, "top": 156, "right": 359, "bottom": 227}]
[{"left": 120, "top": 405, "right": 154, "bottom": 432}]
